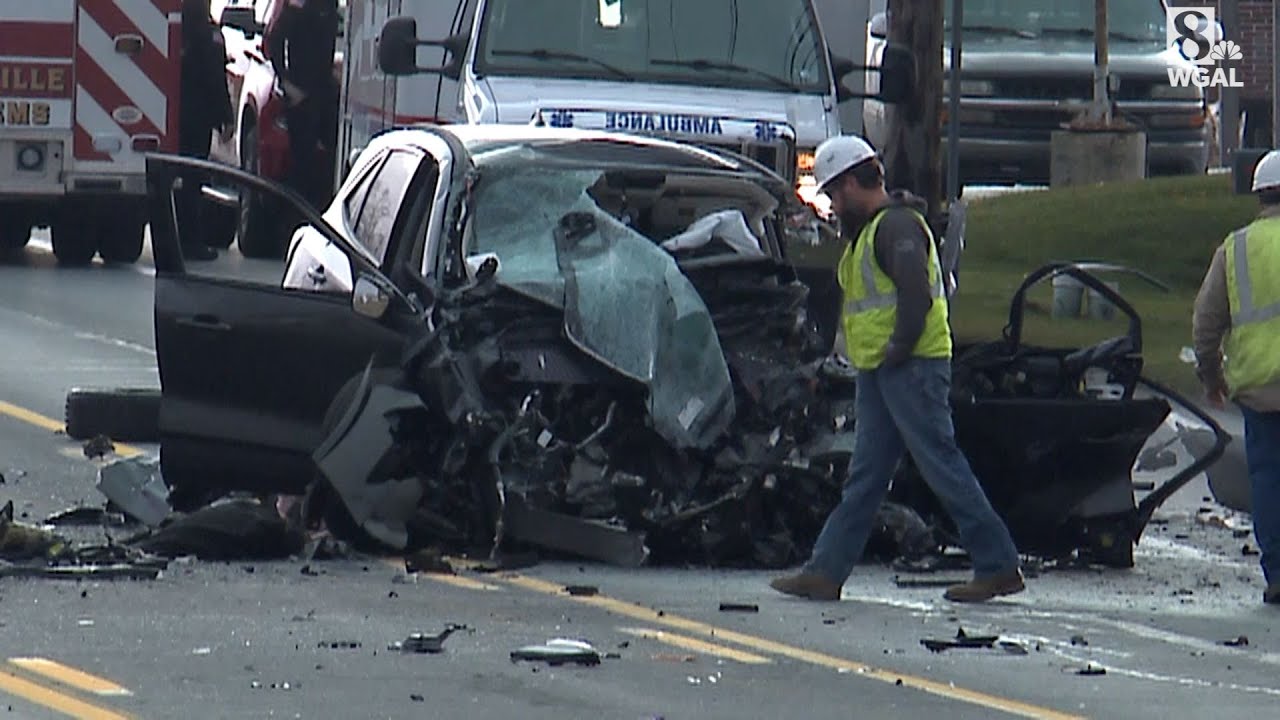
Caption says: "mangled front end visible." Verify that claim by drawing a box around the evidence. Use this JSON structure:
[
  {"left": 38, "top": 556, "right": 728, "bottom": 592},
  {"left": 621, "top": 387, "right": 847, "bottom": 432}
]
[{"left": 312, "top": 161, "right": 859, "bottom": 567}]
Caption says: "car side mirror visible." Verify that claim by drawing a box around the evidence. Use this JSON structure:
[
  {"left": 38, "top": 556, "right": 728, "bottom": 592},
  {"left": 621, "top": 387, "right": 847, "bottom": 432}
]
[
  {"left": 353, "top": 274, "right": 393, "bottom": 319},
  {"left": 877, "top": 44, "right": 916, "bottom": 104},
  {"left": 219, "top": 6, "right": 261, "bottom": 38},
  {"left": 378, "top": 16, "right": 468, "bottom": 80},
  {"left": 869, "top": 11, "right": 888, "bottom": 40}
]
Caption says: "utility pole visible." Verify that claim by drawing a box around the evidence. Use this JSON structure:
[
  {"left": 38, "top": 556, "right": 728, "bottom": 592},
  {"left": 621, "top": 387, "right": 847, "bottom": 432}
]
[{"left": 884, "top": 0, "right": 944, "bottom": 220}]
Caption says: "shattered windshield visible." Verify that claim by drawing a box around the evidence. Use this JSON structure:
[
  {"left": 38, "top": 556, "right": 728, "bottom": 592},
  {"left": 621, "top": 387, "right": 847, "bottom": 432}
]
[
  {"left": 944, "top": 0, "right": 1166, "bottom": 43},
  {"left": 461, "top": 140, "right": 783, "bottom": 448},
  {"left": 474, "top": 0, "right": 830, "bottom": 93}
]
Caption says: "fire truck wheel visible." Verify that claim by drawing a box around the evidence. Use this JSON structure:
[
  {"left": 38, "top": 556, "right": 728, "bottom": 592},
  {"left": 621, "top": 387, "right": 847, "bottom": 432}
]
[
  {"left": 64, "top": 387, "right": 162, "bottom": 442},
  {"left": 0, "top": 221, "right": 31, "bottom": 250},
  {"left": 99, "top": 210, "right": 147, "bottom": 264},
  {"left": 51, "top": 216, "right": 97, "bottom": 266}
]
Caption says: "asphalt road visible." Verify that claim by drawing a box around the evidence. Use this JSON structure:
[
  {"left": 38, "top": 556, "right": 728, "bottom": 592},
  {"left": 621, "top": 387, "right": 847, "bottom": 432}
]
[{"left": 0, "top": 237, "right": 1276, "bottom": 720}]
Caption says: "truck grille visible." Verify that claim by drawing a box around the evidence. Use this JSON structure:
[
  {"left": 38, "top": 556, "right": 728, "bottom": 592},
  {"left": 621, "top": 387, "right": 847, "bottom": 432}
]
[{"left": 996, "top": 77, "right": 1152, "bottom": 101}]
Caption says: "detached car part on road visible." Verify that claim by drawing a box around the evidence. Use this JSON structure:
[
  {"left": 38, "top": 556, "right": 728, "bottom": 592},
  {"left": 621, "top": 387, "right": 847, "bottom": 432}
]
[{"left": 142, "top": 125, "right": 1226, "bottom": 569}]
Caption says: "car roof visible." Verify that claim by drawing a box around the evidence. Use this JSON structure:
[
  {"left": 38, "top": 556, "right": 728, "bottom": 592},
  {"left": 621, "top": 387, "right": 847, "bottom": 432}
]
[{"left": 379, "top": 124, "right": 755, "bottom": 173}]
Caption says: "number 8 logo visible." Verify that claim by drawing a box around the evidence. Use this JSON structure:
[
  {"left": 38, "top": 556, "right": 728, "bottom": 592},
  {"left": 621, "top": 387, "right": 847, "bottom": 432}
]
[{"left": 1173, "top": 10, "right": 1213, "bottom": 63}]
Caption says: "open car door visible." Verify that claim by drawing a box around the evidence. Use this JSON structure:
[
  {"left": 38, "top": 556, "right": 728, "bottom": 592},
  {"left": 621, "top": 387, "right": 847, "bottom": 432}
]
[{"left": 146, "top": 155, "right": 421, "bottom": 503}]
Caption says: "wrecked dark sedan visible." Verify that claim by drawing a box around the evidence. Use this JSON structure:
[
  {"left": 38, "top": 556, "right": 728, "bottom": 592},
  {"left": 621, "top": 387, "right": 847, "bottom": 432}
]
[{"left": 147, "top": 125, "right": 858, "bottom": 567}]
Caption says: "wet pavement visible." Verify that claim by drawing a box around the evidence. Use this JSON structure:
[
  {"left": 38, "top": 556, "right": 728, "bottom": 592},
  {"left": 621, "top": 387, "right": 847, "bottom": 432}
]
[{"left": 0, "top": 238, "right": 1276, "bottom": 719}]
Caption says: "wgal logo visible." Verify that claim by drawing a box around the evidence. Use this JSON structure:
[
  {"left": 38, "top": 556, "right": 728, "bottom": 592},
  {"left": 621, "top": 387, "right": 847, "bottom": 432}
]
[{"left": 1166, "top": 7, "right": 1244, "bottom": 88}]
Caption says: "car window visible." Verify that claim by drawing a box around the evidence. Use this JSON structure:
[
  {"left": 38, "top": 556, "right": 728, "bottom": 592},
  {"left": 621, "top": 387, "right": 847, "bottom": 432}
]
[
  {"left": 342, "top": 154, "right": 382, "bottom": 233},
  {"left": 352, "top": 150, "right": 421, "bottom": 265}
]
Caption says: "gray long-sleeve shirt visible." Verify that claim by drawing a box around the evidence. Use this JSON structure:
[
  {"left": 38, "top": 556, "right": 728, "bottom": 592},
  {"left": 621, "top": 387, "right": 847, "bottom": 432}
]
[
  {"left": 1193, "top": 204, "right": 1280, "bottom": 411},
  {"left": 870, "top": 193, "right": 934, "bottom": 366}
]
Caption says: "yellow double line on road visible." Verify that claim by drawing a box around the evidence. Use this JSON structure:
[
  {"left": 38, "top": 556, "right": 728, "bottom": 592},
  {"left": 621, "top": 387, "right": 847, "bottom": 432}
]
[
  {"left": 0, "top": 658, "right": 132, "bottom": 719},
  {"left": 0, "top": 400, "right": 145, "bottom": 458}
]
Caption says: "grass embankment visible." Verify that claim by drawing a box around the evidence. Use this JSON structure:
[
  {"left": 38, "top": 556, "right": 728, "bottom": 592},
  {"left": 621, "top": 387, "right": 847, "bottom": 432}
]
[{"left": 950, "top": 174, "right": 1261, "bottom": 395}]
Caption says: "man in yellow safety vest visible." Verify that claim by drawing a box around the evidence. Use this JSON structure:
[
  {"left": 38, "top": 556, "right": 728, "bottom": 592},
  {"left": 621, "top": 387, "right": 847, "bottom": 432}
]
[
  {"left": 769, "top": 135, "right": 1024, "bottom": 603},
  {"left": 1193, "top": 149, "right": 1280, "bottom": 605}
]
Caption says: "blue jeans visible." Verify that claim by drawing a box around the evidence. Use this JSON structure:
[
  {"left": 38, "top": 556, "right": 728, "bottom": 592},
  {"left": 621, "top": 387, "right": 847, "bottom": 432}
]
[
  {"left": 1240, "top": 406, "right": 1280, "bottom": 585},
  {"left": 806, "top": 357, "right": 1021, "bottom": 584}
]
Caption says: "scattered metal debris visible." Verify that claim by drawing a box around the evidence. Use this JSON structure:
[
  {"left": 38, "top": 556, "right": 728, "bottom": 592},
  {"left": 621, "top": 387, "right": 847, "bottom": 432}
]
[
  {"left": 1076, "top": 663, "right": 1107, "bottom": 676},
  {"left": 318, "top": 641, "right": 362, "bottom": 650},
  {"left": 97, "top": 457, "right": 171, "bottom": 527},
  {"left": 564, "top": 585, "right": 598, "bottom": 597},
  {"left": 921, "top": 628, "right": 1001, "bottom": 653},
  {"left": 82, "top": 435, "right": 115, "bottom": 459},
  {"left": 1223, "top": 635, "right": 1249, "bottom": 647},
  {"left": 42, "top": 507, "right": 130, "bottom": 528},
  {"left": 1070, "top": 635, "right": 1089, "bottom": 647},
  {"left": 510, "top": 638, "right": 602, "bottom": 666},
  {"left": 718, "top": 603, "right": 759, "bottom": 613},
  {"left": 390, "top": 625, "right": 469, "bottom": 654},
  {"left": 0, "top": 501, "right": 70, "bottom": 560},
  {"left": 405, "top": 547, "right": 454, "bottom": 575}
]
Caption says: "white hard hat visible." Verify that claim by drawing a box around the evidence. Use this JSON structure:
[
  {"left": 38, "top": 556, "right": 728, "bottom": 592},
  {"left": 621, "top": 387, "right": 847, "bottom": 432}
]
[
  {"left": 1252, "top": 150, "right": 1280, "bottom": 193},
  {"left": 813, "top": 135, "right": 878, "bottom": 192}
]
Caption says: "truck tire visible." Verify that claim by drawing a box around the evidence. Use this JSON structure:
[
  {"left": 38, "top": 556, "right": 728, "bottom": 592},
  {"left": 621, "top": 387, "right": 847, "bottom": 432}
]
[
  {"left": 0, "top": 221, "right": 31, "bottom": 251},
  {"left": 99, "top": 205, "right": 147, "bottom": 264},
  {"left": 65, "top": 388, "right": 162, "bottom": 442},
  {"left": 51, "top": 215, "right": 97, "bottom": 266},
  {"left": 238, "top": 124, "right": 286, "bottom": 259}
]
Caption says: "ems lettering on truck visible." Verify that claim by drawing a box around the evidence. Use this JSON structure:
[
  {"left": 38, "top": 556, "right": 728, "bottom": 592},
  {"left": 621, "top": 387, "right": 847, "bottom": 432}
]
[
  {"left": 605, "top": 111, "right": 725, "bottom": 136},
  {"left": 0, "top": 62, "right": 71, "bottom": 126}
]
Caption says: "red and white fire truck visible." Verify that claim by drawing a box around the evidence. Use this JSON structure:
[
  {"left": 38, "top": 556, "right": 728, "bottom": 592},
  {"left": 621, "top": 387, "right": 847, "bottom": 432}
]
[{"left": 0, "top": 0, "right": 182, "bottom": 265}]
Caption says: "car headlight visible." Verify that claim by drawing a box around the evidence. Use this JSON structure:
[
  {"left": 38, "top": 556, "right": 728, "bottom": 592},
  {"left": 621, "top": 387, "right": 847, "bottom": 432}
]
[{"left": 1150, "top": 83, "right": 1201, "bottom": 100}]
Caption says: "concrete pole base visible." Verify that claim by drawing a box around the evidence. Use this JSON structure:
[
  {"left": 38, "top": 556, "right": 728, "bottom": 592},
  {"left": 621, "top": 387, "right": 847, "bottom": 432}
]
[{"left": 1049, "top": 130, "right": 1148, "bottom": 187}]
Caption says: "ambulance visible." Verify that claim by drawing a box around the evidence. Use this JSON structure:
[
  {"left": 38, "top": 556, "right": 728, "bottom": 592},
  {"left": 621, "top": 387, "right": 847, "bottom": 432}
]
[
  {"left": 337, "top": 0, "right": 871, "bottom": 202},
  {"left": 0, "top": 0, "right": 183, "bottom": 265}
]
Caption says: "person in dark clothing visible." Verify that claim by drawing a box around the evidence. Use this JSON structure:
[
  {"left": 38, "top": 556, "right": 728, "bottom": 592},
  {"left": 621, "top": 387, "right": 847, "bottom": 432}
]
[
  {"left": 178, "top": 0, "right": 234, "bottom": 260},
  {"left": 267, "top": 0, "right": 340, "bottom": 210}
]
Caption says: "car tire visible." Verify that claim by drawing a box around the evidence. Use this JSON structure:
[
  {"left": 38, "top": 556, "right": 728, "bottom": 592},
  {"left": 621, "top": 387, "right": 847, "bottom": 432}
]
[
  {"left": 0, "top": 218, "right": 31, "bottom": 251},
  {"left": 205, "top": 202, "right": 238, "bottom": 249},
  {"left": 65, "top": 388, "right": 162, "bottom": 442},
  {"left": 237, "top": 123, "right": 287, "bottom": 259},
  {"left": 51, "top": 214, "right": 97, "bottom": 266},
  {"left": 98, "top": 205, "right": 147, "bottom": 264}
]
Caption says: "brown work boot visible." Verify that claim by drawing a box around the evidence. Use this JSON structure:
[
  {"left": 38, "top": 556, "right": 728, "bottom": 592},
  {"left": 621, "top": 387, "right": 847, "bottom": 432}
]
[
  {"left": 1264, "top": 583, "right": 1280, "bottom": 605},
  {"left": 944, "top": 569, "right": 1026, "bottom": 603},
  {"left": 769, "top": 571, "right": 842, "bottom": 601}
]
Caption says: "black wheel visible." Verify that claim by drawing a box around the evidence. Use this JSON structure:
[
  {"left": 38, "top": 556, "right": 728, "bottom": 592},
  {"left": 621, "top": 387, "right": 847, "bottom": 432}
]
[
  {"left": 237, "top": 124, "right": 287, "bottom": 259},
  {"left": 0, "top": 219, "right": 31, "bottom": 251},
  {"left": 51, "top": 214, "right": 96, "bottom": 266},
  {"left": 204, "top": 201, "right": 238, "bottom": 249},
  {"left": 65, "top": 388, "right": 162, "bottom": 442},
  {"left": 98, "top": 205, "right": 147, "bottom": 264}
]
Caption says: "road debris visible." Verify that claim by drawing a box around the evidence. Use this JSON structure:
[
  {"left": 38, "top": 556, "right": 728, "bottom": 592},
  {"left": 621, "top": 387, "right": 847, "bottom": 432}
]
[
  {"left": 0, "top": 501, "right": 70, "bottom": 560},
  {"left": 921, "top": 628, "right": 1002, "bottom": 653},
  {"left": 389, "top": 625, "right": 469, "bottom": 654},
  {"left": 1070, "top": 635, "right": 1089, "bottom": 647},
  {"left": 405, "top": 547, "right": 454, "bottom": 575},
  {"left": 124, "top": 497, "right": 305, "bottom": 560},
  {"left": 1076, "top": 663, "right": 1107, "bottom": 676},
  {"left": 1223, "top": 635, "right": 1249, "bottom": 647},
  {"left": 718, "top": 603, "right": 759, "bottom": 613},
  {"left": 82, "top": 435, "right": 115, "bottom": 459},
  {"left": 564, "top": 585, "right": 599, "bottom": 597},
  {"left": 42, "top": 507, "right": 130, "bottom": 528},
  {"left": 318, "top": 641, "right": 362, "bottom": 650},
  {"left": 510, "top": 638, "right": 602, "bottom": 666},
  {"left": 96, "top": 457, "right": 171, "bottom": 527}
]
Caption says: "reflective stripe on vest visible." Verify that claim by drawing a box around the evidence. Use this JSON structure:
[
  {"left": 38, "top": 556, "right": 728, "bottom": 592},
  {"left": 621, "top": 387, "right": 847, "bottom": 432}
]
[
  {"left": 1230, "top": 228, "right": 1280, "bottom": 325},
  {"left": 1224, "top": 220, "right": 1280, "bottom": 393},
  {"left": 841, "top": 236, "right": 946, "bottom": 316}
]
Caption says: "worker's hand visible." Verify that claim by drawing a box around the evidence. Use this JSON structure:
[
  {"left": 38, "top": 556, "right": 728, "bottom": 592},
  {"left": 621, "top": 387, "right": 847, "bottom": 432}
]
[{"left": 882, "top": 341, "right": 910, "bottom": 369}]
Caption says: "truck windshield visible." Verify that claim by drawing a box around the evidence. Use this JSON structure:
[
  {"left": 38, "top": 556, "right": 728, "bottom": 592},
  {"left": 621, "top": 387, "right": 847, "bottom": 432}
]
[
  {"left": 474, "top": 0, "right": 830, "bottom": 94},
  {"left": 944, "top": 0, "right": 1166, "bottom": 43}
]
